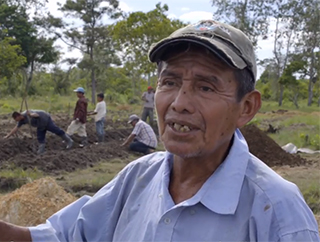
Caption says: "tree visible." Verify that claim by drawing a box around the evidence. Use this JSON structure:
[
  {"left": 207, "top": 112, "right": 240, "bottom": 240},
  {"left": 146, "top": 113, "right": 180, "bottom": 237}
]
[
  {"left": 112, "top": 3, "right": 185, "bottom": 94},
  {"left": 267, "top": 0, "right": 301, "bottom": 106},
  {"left": 0, "top": 4, "right": 59, "bottom": 93},
  {"left": 279, "top": 60, "right": 306, "bottom": 108},
  {"left": 56, "top": 0, "right": 121, "bottom": 104},
  {"left": 210, "top": 0, "right": 274, "bottom": 47},
  {"left": 294, "top": 0, "right": 320, "bottom": 106},
  {"left": 0, "top": 37, "right": 26, "bottom": 95}
]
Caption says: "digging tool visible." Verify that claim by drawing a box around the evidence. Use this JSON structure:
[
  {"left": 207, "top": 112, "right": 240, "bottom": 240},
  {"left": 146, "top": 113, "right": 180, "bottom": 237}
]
[{"left": 20, "top": 71, "right": 36, "bottom": 153}]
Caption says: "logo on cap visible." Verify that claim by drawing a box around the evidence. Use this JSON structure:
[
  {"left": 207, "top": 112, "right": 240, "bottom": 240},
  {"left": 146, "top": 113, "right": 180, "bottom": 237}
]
[{"left": 192, "top": 20, "right": 230, "bottom": 36}]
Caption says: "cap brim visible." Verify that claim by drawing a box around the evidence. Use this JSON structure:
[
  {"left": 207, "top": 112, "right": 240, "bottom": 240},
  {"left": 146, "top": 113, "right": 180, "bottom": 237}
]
[{"left": 149, "top": 35, "right": 247, "bottom": 70}]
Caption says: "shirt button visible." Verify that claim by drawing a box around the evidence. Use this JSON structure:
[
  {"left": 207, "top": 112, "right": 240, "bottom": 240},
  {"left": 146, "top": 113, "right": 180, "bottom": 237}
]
[
  {"left": 164, "top": 218, "right": 171, "bottom": 224},
  {"left": 190, "top": 209, "right": 196, "bottom": 215}
]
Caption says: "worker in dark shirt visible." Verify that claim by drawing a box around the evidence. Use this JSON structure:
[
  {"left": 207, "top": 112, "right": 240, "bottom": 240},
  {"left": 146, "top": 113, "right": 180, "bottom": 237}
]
[
  {"left": 4, "top": 110, "right": 73, "bottom": 154},
  {"left": 66, "top": 87, "right": 88, "bottom": 147}
]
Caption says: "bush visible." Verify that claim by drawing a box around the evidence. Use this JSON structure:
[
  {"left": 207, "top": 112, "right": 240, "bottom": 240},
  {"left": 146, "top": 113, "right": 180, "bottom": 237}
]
[{"left": 303, "top": 184, "right": 320, "bottom": 214}]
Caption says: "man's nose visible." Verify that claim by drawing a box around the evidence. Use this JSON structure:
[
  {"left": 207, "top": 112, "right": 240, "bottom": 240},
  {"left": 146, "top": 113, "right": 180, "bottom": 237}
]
[{"left": 171, "top": 83, "right": 196, "bottom": 114}]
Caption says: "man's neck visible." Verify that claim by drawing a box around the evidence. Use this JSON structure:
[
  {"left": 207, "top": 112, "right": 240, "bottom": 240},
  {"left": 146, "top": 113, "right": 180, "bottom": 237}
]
[{"left": 169, "top": 139, "right": 233, "bottom": 204}]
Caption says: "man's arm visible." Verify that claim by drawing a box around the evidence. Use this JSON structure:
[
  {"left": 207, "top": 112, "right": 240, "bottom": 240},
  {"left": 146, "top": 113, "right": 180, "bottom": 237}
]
[
  {"left": 141, "top": 92, "right": 148, "bottom": 102},
  {"left": 4, "top": 125, "right": 19, "bottom": 139},
  {"left": 121, "top": 134, "right": 136, "bottom": 146},
  {"left": 88, "top": 103, "right": 99, "bottom": 116},
  {"left": 0, "top": 220, "right": 31, "bottom": 242}
]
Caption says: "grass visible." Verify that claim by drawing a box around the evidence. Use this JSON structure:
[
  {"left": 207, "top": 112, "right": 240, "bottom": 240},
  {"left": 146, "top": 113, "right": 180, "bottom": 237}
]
[
  {"left": 0, "top": 167, "right": 43, "bottom": 180},
  {"left": 251, "top": 111, "right": 320, "bottom": 150},
  {"left": 259, "top": 100, "right": 320, "bottom": 113},
  {"left": 56, "top": 157, "right": 130, "bottom": 197}
]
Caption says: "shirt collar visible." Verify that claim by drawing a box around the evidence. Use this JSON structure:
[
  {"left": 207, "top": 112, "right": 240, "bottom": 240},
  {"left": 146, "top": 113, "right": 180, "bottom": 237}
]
[{"left": 164, "top": 129, "right": 250, "bottom": 215}]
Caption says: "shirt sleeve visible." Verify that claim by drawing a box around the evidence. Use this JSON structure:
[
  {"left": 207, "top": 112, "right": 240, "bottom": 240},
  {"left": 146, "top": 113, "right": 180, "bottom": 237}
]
[
  {"left": 278, "top": 230, "right": 320, "bottom": 242},
  {"left": 94, "top": 103, "right": 100, "bottom": 113},
  {"left": 132, "top": 123, "right": 142, "bottom": 136},
  {"left": 29, "top": 166, "right": 131, "bottom": 242},
  {"left": 17, "top": 120, "right": 25, "bottom": 128}
]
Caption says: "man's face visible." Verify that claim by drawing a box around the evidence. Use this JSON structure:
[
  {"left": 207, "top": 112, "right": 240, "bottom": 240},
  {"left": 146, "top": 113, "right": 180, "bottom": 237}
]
[
  {"left": 14, "top": 115, "right": 23, "bottom": 122},
  {"left": 155, "top": 50, "right": 246, "bottom": 159},
  {"left": 97, "top": 97, "right": 103, "bottom": 102},
  {"left": 148, "top": 89, "right": 152, "bottom": 93},
  {"left": 76, "top": 92, "right": 83, "bottom": 98}
]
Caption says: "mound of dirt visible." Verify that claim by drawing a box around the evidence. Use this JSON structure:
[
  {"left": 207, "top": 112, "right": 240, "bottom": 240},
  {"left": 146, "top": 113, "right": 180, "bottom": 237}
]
[
  {"left": 0, "top": 177, "right": 76, "bottom": 226},
  {"left": 0, "top": 125, "right": 132, "bottom": 173},
  {"left": 241, "top": 124, "right": 307, "bottom": 167}
]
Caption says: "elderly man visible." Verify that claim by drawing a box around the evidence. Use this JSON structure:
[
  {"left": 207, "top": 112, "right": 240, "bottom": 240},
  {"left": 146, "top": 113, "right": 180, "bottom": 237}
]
[
  {"left": 0, "top": 20, "right": 319, "bottom": 242},
  {"left": 121, "top": 114, "right": 157, "bottom": 154}
]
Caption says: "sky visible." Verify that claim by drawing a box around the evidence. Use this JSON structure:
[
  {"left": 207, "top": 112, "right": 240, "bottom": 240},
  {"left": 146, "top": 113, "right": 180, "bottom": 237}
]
[{"left": 47, "top": 0, "right": 276, "bottom": 77}]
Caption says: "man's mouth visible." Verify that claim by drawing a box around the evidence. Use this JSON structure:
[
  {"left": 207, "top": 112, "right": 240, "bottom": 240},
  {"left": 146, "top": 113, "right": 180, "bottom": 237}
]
[{"left": 169, "top": 123, "right": 193, "bottom": 133}]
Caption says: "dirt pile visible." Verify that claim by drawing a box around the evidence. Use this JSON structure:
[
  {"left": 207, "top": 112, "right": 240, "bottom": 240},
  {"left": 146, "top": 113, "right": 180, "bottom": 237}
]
[
  {"left": 0, "top": 177, "right": 76, "bottom": 226},
  {"left": 241, "top": 124, "right": 307, "bottom": 167}
]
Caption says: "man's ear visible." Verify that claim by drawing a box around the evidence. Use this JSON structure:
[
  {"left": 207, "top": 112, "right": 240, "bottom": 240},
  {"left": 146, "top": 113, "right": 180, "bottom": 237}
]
[{"left": 236, "top": 90, "right": 261, "bottom": 128}]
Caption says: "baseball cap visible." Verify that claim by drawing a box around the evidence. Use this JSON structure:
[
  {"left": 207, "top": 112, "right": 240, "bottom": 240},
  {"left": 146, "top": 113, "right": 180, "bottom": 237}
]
[
  {"left": 74, "top": 87, "right": 85, "bottom": 93},
  {"left": 148, "top": 19, "right": 257, "bottom": 81},
  {"left": 128, "top": 114, "right": 140, "bottom": 124},
  {"left": 147, "top": 86, "right": 153, "bottom": 90}
]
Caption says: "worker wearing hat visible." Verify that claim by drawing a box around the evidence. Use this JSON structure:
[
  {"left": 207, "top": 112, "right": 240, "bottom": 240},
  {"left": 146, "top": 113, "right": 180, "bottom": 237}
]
[
  {"left": 66, "top": 87, "right": 88, "bottom": 147},
  {"left": 1, "top": 19, "right": 319, "bottom": 242},
  {"left": 121, "top": 114, "right": 157, "bottom": 154},
  {"left": 141, "top": 86, "right": 155, "bottom": 126}
]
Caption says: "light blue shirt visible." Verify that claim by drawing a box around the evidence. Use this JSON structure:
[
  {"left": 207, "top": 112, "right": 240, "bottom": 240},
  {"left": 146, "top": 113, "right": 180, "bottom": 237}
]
[{"left": 29, "top": 130, "right": 320, "bottom": 242}]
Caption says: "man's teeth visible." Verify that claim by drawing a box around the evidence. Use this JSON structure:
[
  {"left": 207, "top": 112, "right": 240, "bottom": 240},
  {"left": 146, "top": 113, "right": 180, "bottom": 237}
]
[{"left": 173, "top": 123, "right": 191, "bottom": 132}]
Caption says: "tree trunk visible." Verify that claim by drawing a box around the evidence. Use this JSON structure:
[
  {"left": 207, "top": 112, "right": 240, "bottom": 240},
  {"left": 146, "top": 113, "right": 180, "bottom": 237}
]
[
  {"left": 90, "top": 47, "right": 96, "bottom": 104},
  {"left": 278, "top": 85, "right": 284, "bottom": 106},
  {"left": 293, "top": 93, "right": 299, "bottom": 109},
  {"left": 307, "top": 80, "right": 314, "bottom": 106},
  {"left": 26, "top": 62, "right": 34, "bottom": 94}
]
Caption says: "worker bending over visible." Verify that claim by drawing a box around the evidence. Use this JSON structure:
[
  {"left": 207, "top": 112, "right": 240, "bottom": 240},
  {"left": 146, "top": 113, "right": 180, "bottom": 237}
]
[{"left": 4, "top": 110, "right": 73, "bottom": 154}]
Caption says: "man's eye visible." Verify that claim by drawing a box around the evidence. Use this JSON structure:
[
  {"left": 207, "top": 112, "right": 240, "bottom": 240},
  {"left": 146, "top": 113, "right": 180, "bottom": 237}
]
[
  {"left": 165, "top": 81, "right": 175, "bottom": 86},
  {"left": 200, "top": 86, "right": 214, "bottom": 92}
]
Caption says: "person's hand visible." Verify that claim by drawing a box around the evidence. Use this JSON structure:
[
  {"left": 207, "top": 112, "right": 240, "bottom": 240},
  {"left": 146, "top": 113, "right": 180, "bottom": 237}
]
[
  {"left": 3, "top": 135, "right": 8, "bottom": 139},
  {"left": 120, "top": 143, "right": 126, "bottom": 147},
  {"left": 75, "top": 118, "right": 80, "bottom": 123}
]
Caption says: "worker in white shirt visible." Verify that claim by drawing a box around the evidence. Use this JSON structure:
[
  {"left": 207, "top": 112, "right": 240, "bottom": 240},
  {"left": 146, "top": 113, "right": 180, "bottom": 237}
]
[{"left": 88, "top": 93, "right": 107, "bottom": 144}]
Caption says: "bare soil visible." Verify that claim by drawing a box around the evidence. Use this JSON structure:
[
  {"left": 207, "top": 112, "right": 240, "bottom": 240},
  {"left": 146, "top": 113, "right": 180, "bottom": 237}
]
[{"left": 0, "top": 116, "right": 132, "bottom": 174}]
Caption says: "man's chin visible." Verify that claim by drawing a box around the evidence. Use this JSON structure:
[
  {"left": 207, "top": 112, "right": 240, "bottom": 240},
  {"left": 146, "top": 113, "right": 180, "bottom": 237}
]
[{"left": 164, "top": 142, "right": 201, "bottom": 159}]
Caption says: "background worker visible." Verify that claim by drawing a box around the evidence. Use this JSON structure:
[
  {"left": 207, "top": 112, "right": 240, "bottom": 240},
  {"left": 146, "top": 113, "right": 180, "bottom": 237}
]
[
  {"left": 4, "top": 110, "right": 73, "bottom": 154},
  {"left": 66, "top": 87, "right": 88, "bottom": 147},
  {"left": 121, "top": 114, "right": 157, "bottom": 154},
  {"left": 88, "top": 93, "right": 106, "bottom": 144},
  {"left": 141, "top": 86, "right": 154, "bottom": 126}
]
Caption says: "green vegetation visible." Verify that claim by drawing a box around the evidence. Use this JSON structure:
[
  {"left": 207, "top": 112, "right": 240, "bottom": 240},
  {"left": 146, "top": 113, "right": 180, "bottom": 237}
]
[{"left": 0, "top": 167, "right": 43, "bottom": 180}]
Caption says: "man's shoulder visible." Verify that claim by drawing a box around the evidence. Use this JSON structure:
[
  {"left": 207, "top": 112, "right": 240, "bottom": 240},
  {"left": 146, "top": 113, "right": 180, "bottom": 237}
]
[
  {"left": 120, "top": 152, "right": 167, "bottom": 179},
  {"left": 245, "top": 154, "right": 300, "bottom": 200},
  {"left": 245, "top": 154, "right": 318, "bottom": 234},
  {"left": 79, "top": 97, "right": 88, "bottom": 104}
]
